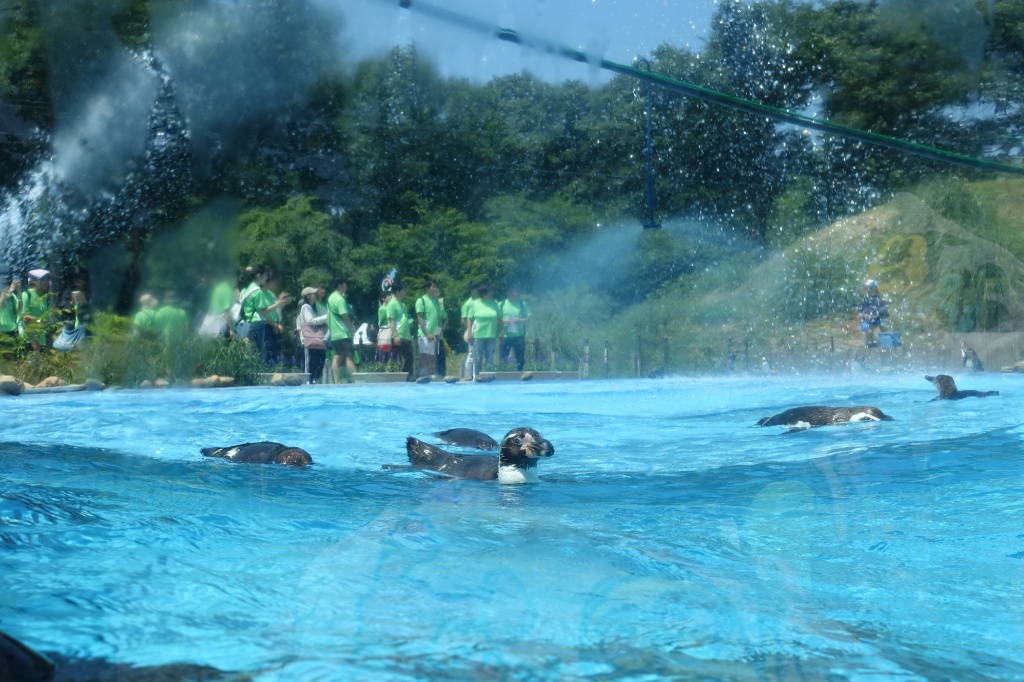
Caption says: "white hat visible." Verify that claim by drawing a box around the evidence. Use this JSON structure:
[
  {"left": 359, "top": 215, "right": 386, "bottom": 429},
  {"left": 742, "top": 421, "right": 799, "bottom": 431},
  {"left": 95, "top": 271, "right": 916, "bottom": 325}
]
[
  {"left": 301, "top": 286, "right": 318, "bottom": 297},
  {"left": 864, "top": 279, "right": 878, "bottom": 289},
  {"left": 28, "top": 268, "right": 49, "bottom": 280}
]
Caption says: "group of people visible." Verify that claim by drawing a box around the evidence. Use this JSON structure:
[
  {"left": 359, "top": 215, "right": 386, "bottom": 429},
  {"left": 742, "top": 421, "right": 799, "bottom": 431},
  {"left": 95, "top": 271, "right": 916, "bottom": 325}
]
[
  {"left": 2, "top": 261, "right": 535, "bottom": 383},
  {"left": 0, "top": 268, "right": 90, "bottom": 352},
  {"left": 371, "top": 277, "right": 533, "bottom": 380}
]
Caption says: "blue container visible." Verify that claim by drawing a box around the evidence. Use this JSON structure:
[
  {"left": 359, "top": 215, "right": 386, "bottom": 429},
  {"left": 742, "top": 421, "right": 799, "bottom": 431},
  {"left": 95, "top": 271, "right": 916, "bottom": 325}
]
[{"left": 879, "top": 331, "right": 902, "bottom": 348}]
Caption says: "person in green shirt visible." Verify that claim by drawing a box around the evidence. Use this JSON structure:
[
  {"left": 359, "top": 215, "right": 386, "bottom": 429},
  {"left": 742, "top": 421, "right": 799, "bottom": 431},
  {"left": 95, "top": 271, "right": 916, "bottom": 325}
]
[
  {"left": 261, "top": 272, "right": 289, "bottom": 366},
  {"left": 133, "top": 293, "right": 159, "bottom": 336},
  {"left": 199, "top": 278, "right": 237, "bottom": 340},
  {"left": 460, "top": 281, "right": 479, "bottom": 349},
  {"left": 237, "top": 265, "right": 290, "bottom": 365},
  {"left": 375, "top": 290, "right": 394, "bottom": 362},
  {"left": 499, "top": 283, "right": 531, "bottom": 371},
  {"left": 415, "top": 280, "right": 445, "bottom": 379},
  {"left": 327, "top": 277, "right": 357, "bottom": 383},
  {"left": 0, "top": 276, "right": 21, "bottom": 337},
  {"left": 468, "top": 283, "right": 500, "bottom": 375},
  {"left": 153, "top": 290, "right": 189, "bottom": 343},
  {"left": 386, "top": 281, "right": 413, "bottom": 379},
  {"left": 21, "top": 269, "right": 51, "bottom": 351}
]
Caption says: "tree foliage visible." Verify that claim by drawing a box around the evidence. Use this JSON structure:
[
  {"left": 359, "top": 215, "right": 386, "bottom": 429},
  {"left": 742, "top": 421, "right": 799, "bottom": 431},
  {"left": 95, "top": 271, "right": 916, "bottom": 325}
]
[{"left": 0, "top": 0, "right": 1019, "bottom": 343}]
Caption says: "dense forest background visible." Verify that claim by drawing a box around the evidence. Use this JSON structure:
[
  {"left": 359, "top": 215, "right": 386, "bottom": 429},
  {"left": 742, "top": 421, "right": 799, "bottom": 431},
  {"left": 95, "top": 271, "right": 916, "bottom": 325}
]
[{"left": 1, "top": 0, "right": 1023, "bottom": 373}]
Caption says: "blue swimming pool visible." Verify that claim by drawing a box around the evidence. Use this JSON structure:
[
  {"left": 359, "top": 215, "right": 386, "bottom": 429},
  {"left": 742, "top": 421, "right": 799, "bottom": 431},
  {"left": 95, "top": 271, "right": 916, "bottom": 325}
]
[{"left": 2, "top": 373, "right": 1023, "bottom": 680}]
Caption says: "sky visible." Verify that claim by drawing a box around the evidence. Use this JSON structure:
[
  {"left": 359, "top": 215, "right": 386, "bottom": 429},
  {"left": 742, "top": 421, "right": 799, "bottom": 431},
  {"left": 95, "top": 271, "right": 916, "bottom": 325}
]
[{"left": 335, "top": 0, "right": 721, "bottom": 83}]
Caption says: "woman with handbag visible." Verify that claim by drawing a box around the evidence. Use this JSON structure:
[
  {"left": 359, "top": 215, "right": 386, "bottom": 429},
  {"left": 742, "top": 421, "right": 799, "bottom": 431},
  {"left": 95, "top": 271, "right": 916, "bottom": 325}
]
[{"left": 297, "top": 286, "right": 329, "bottom": 384}]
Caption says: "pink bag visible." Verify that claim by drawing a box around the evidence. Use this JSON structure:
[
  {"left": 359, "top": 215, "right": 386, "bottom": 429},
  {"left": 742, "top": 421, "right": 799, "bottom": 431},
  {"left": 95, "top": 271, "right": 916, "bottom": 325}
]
[{"left": 301, "top": 323, "right": 327, "bottom": 350}]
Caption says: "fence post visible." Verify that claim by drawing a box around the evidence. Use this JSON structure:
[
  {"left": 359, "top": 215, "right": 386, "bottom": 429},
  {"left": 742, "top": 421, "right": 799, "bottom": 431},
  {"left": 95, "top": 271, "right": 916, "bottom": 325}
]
[
  {"left": 604, "top": 339, "right": 609, "bottom": 378},
  {"left": 662, "top": 336, "right": 669, "bottom": 374},
  {"left": 744, "top": 338, "right": 750, "bottom": 372},
  {"left": 637, "top": 335, "right": 644, "bottom": 377},
  {"left": 582, "top": 339, "right": 590, "bottom": 379}
]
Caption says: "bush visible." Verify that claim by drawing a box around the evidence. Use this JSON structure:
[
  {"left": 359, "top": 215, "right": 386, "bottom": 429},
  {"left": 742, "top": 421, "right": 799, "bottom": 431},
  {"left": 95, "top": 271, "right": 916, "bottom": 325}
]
[{"left": 76, "top": 312, "right": 265, "bottom": 386}]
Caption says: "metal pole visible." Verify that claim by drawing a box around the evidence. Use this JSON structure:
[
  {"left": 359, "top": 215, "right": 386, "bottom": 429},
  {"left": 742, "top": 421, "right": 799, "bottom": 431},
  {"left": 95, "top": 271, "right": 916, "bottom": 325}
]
[
  {"left": 635, "top": 58, "right": 659, "bottom": 229},
  {"left": 604, "top": 339, "right": 609, "bottom": 378},
  {"left": 582, "top": 339, "right": 590, "bottom": 379}
]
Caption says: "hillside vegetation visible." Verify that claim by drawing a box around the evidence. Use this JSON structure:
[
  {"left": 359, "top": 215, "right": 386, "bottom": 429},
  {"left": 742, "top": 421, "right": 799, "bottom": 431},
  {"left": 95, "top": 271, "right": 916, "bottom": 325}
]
[{"left": 532, "top": 177, "right": 1024, "bottom": 375}]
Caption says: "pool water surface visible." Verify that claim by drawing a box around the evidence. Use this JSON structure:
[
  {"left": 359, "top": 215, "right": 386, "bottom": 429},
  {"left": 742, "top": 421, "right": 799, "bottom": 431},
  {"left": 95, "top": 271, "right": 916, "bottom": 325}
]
[{"left": 2, "top": 373, "right": 1023, "bottom": 680}]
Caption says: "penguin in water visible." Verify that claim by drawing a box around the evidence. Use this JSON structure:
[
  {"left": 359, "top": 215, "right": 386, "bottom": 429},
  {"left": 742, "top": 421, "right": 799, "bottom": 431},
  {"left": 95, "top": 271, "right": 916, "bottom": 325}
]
[
  {"left": 385, "top": 427, "right": 554, "bottom": 483},
  {"left": 925, "top": 374, "right": 998, "bottom": 400},
  {"left": 757, "top": 406, "right": 894, "bottom": 430},
  {"left": 433, "top": 428, "right": 499, "bottom": 450},
  {"left": 201, "top": 442, "right": 313, "bottom": 466}
]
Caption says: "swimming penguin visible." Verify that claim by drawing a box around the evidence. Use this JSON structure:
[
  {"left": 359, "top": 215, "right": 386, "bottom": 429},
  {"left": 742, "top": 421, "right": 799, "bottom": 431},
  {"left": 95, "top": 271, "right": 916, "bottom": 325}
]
[
  {"left": 757, "top": 405, "right": 894, "bottom": 429},
  {"left": 433, "top": 428, "right": 499, "bottom": 450},
  {"left": 926, "top": 374, "right": 998, "bottom": 400},
  {"left": 388, "top": 427, "right": 554, "bottom": 483},
  {"left": 200, "top": 442, "right": 313, "bottom": 466},
  {"left": 0, "top": 629, "right": 55, "bottom": 682}
]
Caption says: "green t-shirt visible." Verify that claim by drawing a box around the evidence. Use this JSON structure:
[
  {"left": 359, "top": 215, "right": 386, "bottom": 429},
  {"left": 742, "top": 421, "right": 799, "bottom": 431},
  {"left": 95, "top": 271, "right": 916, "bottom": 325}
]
[
  {"left": 0, "top": 293, "right": 17, "bottom": 333},
  {"left": 239, "top": 283, "right": 264, "bottom": 322},
  {"left": 327, "top": 291, "right": 352, "bottom": 339},
  {"left": 134, "top": 309, "right": 156, "bottom": 330},
  {"left": 461, "top": 296, "right": 477, "bottom": 321},
  {"left": 500, "top": 298, "right": 531, "bottom": 338},
  {"left": 22, "top": 289, "right": 48, "bottom": 319},
  {"left": 21, "top": 289, "right": 48, "bottom": 344},
  {"left": 153, "top": 304, "right": 188, "bottom": 341},
  {"left": 259, "top": 289, "right": 280, "bottom": 324},
  {"left": 378, "top": 302, "right": 388, "bottom": 328},
  {"left": 208, "top": 281, "right": 234, "bottom": 317},
  {"left": 470, "top": 298, "right": 500, "bottom": 339},
  {"left": 386, "top": 296, "right": 412, "bottom": 340},
  {"left": 415, "top": 295, "right": 444, "bottom": 337}
]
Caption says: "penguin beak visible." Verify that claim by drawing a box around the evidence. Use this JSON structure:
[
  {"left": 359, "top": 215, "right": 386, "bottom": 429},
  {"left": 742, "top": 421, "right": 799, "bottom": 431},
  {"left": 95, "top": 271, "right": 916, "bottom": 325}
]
[{"left": 524, "top": 432, "right": 554, "bottom": 458}]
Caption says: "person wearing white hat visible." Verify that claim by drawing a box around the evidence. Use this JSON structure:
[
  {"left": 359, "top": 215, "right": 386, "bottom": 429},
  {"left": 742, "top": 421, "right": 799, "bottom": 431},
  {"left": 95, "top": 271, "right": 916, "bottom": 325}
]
[
  {"left": 22, "top": 269, "right": 50, "bottom": 351},
  {"left": 297, "top": 285, "right": 329, "bottom": 383},
  {"left": 859, "top": 279, "right": 889, "bottom": 347}
]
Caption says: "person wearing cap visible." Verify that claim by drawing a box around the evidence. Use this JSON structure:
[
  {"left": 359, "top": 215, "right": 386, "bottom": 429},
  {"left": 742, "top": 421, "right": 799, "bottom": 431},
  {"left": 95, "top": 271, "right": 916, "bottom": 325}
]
[
  {"left": 297, "top": 285, "right": 329, "bottom": 383},
  {"left": 327, "top": 277, "right": 357, "bottom": 383},
  {"left": 133, "top": 293, "right": 159, "bottom": 336},
  {"left": 859, "top": 279, "right": 889, "bottom": 347},
  {"left": 0, "top": 276, "right": 21, "bottom": 339},
  {"left": 22, "top": 269, "right": 50, "bottom": 351}
]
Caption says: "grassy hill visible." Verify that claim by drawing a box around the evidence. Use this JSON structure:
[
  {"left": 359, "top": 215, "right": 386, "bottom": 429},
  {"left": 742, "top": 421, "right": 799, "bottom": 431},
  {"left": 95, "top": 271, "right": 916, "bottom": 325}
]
[{"left": 531, "top": 176, "right": 1024, "bottom": 375}]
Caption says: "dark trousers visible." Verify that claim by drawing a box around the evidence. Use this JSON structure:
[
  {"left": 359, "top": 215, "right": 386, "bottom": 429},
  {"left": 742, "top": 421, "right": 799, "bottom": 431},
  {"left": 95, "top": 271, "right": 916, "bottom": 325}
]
[
  {"left": 305, "top": 348, "right": 326, "bottom": 383},
  {"left": 504, "top": 336, "right": 526, "bottom": 371},
  {"left": 264, "top": 324, "right": 281, "bottom": 366},
  {"left": 437, "top": 340, "right": 447, "bottom": 376},
  {"left": 397, "top": 339, "right": 414, "bottom": 378}
]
